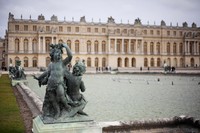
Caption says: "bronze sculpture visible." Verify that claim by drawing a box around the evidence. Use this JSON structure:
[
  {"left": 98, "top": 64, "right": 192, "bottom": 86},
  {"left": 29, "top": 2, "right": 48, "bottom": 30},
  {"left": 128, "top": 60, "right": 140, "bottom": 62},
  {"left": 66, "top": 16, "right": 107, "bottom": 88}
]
[{"left": 34, "top": 44, "right": 87, "bottom": 123}]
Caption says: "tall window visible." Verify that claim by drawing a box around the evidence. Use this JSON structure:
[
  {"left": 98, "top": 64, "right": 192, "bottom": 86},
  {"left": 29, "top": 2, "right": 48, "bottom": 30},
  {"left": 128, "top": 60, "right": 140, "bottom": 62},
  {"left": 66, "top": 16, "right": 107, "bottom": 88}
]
[
  {"left": 87, "top": 57, "right": 91, "bottom": 67},
  {"left": 117, "top": 58, "right": 122, "bottom": 67},
  {"left": 130, "top": 41, "right": 135, "bottom": 52},
  {"left": 94, "top": 40, "right": 99, "bottom": 53},
  {"left": 143, "top": 30, "right": 147, "bottom": 35},
  {"left": 157, "top": 30, "right": 160, "bottom": 35},
  {"left": 150, "top": 58, "right": 154, "bottom": 67},
  {"left": 14, "top": 57, "right": 20, "bottom": 66},
  {"left": 95, "top": 58, "right": 99, "bottom": 67},
  {"left": 87, "top": 40, "right": 91, "bottom": 53},
  {"left": 150, "top": 42, "right": 154, "bottom": 54},
  {"left": 124, "top": 40, "right": 128, "bottom": 53},
  {"left": 24, "top": 57, "right": 28, "bottom": 67},
  {"left": 179, "top": 43, "right": 183, "bottom": 54},
  {"left": 75, "top": 40, "right": 79, "bottom": 53},
  {"left": 24, "top": 39, "right": 29, "bottom": 53},
  {"left": 144, "top": 42, "right": 147, "bottom": 54},
  {"left": 102, "top": 28, "right": 106, "bottom": 33},
  {"left": 45, "top": 39, "right": 51, "bottom": 52},
  {"left": 132, "top": 58, "right": 136, "bottom": 67},
  {"left": 150, "top": 30, "right": 154, "bottom": 35},
  {"left": 125, "top": 58, "right": 129, "bottom": 67},
  {"left": 95, "top": 28, "right": 98, "bottom": 33},
  {"left": 58, "top": 39, "right": 63, "bottom": 44},
  {"left": 144, "top": 58, "right": 148, "bottom": 67},
  {"left": 167, "top": 43, "right": 170, "bottom": 54},
  {"left": 32, "top": 39, "right": 37, "bottom": 53},
  {"left": 87, "top": 27, "right": 91, "bottom": 32},
  {"left": 15, "top": 39, "right": 20, "bottom": 53},
  {"left": 173, "top": 43, "right": 177, "bottom": 54},
  {"left": 46, "top": 57, "right": 50, "bottom": 67},
  {"left": 157, "top": 58, "right": 161, "bottom": 67},
  {"left": 117, "top": 40, "right": 121, "bottom": 52},
  {"left": 67, "top": 40, "right": 71, "bottom": 49},
  {"left": 32, "top": 57, "right": 37, "bottom": 67},
  {"left": 156, "top": 42, "right": 160, "bottom": 54},
  {"left": 102, "top": 41, "right": 106, "bottom": 53},
  {"left": 102, "top": 58, "right": 106, "bottom": 67}
]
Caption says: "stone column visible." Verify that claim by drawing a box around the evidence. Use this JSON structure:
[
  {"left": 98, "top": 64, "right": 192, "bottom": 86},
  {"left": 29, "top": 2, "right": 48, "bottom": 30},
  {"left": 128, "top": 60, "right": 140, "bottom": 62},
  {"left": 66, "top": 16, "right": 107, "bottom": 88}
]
[
  {"left": 20, "top": 37, "right": 24, "bottom": 53},
  {"left": 43, "top": 37, "right": 45, "bottom": 53},
  {"left": 122, "top": 38, "right": 124, "bottom": 53},
  {"left": 128, "top": 39, "right": 131, "bottom": 53},
  {"left": 28, "top": 37, "right": 32, "bottom": 53},
  {"left": 187, "top": 41, "right": 190, "bottom": 55},
  {"left": 184, "top": 41, "right": 187, "bottom": 55},
  {"left": 115, "top": 38, "right": 117, "bottom": 53},
  {"left": 141, "top": 40, "right": 144, "bottom": 54},
  {"left": 108, "top": 38, "right": 110, "bottom": 53},
  {"left": 38, "top": 36, "right": 41, "bottom": 53}
]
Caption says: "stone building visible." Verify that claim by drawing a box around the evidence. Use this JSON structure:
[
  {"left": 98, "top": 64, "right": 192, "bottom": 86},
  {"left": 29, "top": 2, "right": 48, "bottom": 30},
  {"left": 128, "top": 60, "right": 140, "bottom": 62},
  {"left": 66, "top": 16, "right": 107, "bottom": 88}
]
[
  {"left": 5, "top": 12, "right": 200, "bottom": 69},
  {"left": 0, "top": 38, "right": 6, "bottom": 70}
]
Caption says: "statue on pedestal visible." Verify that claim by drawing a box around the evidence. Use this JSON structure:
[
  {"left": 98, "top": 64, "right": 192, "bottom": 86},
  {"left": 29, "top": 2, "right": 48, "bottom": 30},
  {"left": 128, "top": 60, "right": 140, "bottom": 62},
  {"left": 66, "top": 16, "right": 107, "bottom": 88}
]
[
  {"left": 34, "top": 43, "right": 88, "bottom": 123},
  {"left": 9, "top": 60, "right": 26, "bottom": 80}
]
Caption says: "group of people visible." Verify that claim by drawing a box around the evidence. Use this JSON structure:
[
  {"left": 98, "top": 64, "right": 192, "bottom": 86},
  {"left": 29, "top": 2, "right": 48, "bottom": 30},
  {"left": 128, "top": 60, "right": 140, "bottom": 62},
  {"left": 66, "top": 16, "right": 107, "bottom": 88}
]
[{"left": 34, "top": 43, "right": 87, "bottom": 120}]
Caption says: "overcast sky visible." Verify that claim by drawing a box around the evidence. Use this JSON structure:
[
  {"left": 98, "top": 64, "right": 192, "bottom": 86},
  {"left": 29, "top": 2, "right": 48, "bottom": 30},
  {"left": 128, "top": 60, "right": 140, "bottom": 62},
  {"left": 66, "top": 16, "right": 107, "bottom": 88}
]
[{"left": 0, "top": 0, "right": 200, "bottom": 38}]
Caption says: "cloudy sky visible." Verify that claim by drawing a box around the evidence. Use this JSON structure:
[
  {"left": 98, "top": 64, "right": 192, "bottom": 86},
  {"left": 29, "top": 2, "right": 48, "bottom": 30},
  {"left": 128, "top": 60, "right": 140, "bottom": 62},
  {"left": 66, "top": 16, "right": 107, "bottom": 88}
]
[{"left": 0, "top": 0, "right": 200, "bottom": 38}]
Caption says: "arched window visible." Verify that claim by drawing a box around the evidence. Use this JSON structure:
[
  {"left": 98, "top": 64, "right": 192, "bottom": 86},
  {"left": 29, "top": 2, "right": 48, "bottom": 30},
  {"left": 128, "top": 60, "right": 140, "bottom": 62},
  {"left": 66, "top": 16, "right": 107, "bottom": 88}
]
[
  {"left": 102, "top": 41, "right": 106, "bottom": 53},
  {"left": 150, "top": 42, "right": 154, "bottom": 54},
  {"left": 191, "top": 58, "right": 194, "bottom": 67},
  {"left": 24, "top": 39, "right": 29, "bottom": 53},
  {"left": 46, "top": 57, "right": 51, "bottom": 67},
  {"left": 24, "top": 57, "right": 28, "bottom": 67},
  {"left": 173, "top": 43, "right": 177, "bottom": 54},
  {"left": 32, "top": 57, "right": 38, "bottom": 67},
  {"left": 117, "top": 58, "right": 122, "bottom": 67},
  {"left": 15, "top": 39, "right": 20, "bottom": 53},
  {"left": 180, "top": 58, "right": 184, "bottom": 67},
  {"left": 75, "top": 40, "right": 80, "bottom": 53},
  {"left": 150, "top": 58, "right": 154, "bottom": 67},
  {"left": 144, "top": 42, "right": 147, "bottom": 54},
  {"left": 167, "top": 43, "right": 170, "bottom": 54},
  {"left": 14, "top": 57, "right": 20, "bottom": 66},
  {"left": 173, "top": 58, "right": 177, "bottom": 67},
  {"left": 157, "top": 58, "right": 161, "bottom": 67},
  {"left": 124, "top": 40, "right": 128, "bottom": 53},
  {"left": 87, "top": 57, "right": 91, "bottom": 67},
  {"left": 67, "top": 40, "right": 71, "bottom": 49},
  {"left": 95, "top": 57, "right": 99, "bottom": 67},
  {"left": 87, "top": 40, "right": 91, "bottom": 53},
  {"left": 190, "top": 42, "right": 193, "bottom": 54},
  {"left": 117, "top": 40, "right": 121, "bottom": 52},
  {"left": 94, "top": 40, "right": 99, "bottom": 53},
  {"left": 132, "top": 58, "right": 136, "bottom": 67},
  {"left": 130, "top": 40, "right": 135, "bottom": 52},
  {"left": 58, "top": 39, "right": 63, "bottom": 44},
  {"left": 144, "top": 58, "right": 148, "bottom": 67},
  {"left": 125, "top": 57, "right": 129, "bottom": 67},
  {"left": 167, "top": 58, "right": 171, "bottom": 66},
  {"left": 45, "top": 39, "right": 51, "bottom": 52},
  {"left": 32, "top": 39, "right": 37, "bottom": 53},
  {"left": 156, "top": 42, "right": 160, "bottom": 54},
  {"left": 102, "top": 58, "right": 106, "bottom": 67}
]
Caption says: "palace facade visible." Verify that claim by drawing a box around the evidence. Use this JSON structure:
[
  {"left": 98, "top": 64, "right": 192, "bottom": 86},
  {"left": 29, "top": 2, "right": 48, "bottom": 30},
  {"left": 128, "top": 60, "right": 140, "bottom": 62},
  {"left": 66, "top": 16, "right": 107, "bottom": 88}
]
[{"left": 5, "top": 13, "right": 200, "bottom": 69}]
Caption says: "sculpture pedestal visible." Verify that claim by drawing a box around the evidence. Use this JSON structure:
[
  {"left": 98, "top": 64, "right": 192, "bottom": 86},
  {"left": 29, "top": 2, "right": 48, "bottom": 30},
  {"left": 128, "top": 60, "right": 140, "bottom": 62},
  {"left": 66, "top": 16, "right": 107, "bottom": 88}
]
[{"left": 33, "top": 116, "right": 102, "bottom": 133}]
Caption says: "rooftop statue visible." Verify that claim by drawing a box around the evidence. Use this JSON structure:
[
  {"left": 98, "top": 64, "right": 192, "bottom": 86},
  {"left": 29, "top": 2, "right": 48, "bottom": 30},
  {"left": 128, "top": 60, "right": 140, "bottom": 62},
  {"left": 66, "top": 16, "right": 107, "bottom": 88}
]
[
  {"left": 34, "top": 43, "right": 87, "bottom": 123},
  {"left": 9, "top": 60, "right": 26, "bottom": 80}
]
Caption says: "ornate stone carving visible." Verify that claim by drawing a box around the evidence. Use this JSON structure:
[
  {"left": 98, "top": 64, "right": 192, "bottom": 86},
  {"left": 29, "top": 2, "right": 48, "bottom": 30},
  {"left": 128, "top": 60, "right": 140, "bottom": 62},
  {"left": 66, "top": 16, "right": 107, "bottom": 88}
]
[
  {"left": 183, "top": 22, "right": 188, "bottom": 27},
  {"left": 38, "top": 14, "right": 45, "bottom": 20},
  {"left": 134, "top": 18, "right": 142, "bottom": 25},
  {"left": 107, "top": 16, "right": 115, "bottom": 23},
  {"left": 51, "top": 15, "right": 58, "bottom": 21},
  {"left": 161, "top": 20, "right": 166, "bottom": 26},
  {"left": 9, "top": 60, "right": 26, "bottom": 80},
  {"left": 80, "top": 16, "right": 86, "bottom": 22}
]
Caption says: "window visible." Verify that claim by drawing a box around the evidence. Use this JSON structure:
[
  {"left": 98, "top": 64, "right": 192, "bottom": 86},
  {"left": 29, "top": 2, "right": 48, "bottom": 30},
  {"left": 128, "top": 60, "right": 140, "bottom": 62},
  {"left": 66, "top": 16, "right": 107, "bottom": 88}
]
[
  {"left": 150, "top": 42, "right": 154, "bottom": 54},
  {"left": 94, "top": 40, "right": 99, "bottom": 53},
  {"left": 75, "top": 27, "right": 79, "bottom": 32},
  {"left": 173, "top": 31, "right": 176, "bottom": 36},
  {"left": 157, "top": 30, "right": 160, "bottom": 35},
  {"left": 75, "top": 40, "right": 79, "bottom": 52},
  {"left": 24, "top": 25, "right": 28, "bottom": 31},
  {"left": 102, "top": 58, "right": 106, "bottom": 67},
  {"left": 116, "top": 29, "right": 120, "bottom": 34},
  {"left": 173, "top": 43, "right": 177, "bottom": 54},
  {"left": 33, "top": 25, "right": 37, "bottom": 31},
  {"left": 167, "top": 31, "right": 170, "bottom": 36},
  {"left": 15, "top": 39, "right": 20, "bottom": 52},
  {"left": 15, "top": 25, "right": 19, "bottom": 31},
  {"left": 131, "top": 29, "right": 134, "bottom": 34},
  {"left": 67, "top": 27, "right": 71, "bottom": 32},
  {"left": 32, "top": 39, "right": 37, "bottom": 53},
  {"left": 87, "top": 40, "right": 91, "bottom": 53},
  {"left": 167, "top": 43, "right": 170, "bottom": 54},
  {"left": 87, "top": 27, "right": 91, "bottom": 32},
  {"left": 67, "top": 40, "right": 71, "bottom": 49},
  {"left": 102, "top": 41, "right": 106, "bottom": 52},
  {"left": 95, "top": 28, "right": 98, "bottom": 33},
  {"left": 179, "top": 31, "right": 183, "bottom": 36},
  {"left": 87, "top": 58, "right": 91, "bottom": 67},
  {"left": 150, "top": 30, "right": 154, "bottom": 35},
  {"left": 24, "top": 39, "right": 29, "bottom": 53},
  {"left": 123, "top": 29, "right": 127, "bottom": 34},
  {"left": 102, "top": 28, "right": 106, "bottom": 33},
  {"left": 24, "top": 57, "right": 28, "bottom": 67},
  {"left": 143, "top": 30, "right": 147, "bottom": 35},
  {"left": 46, "top": 26, "right": 50, "bottom": 31},
  {"left": 32, "top": 57, "right": 37, "bottom": 67},
  {"left": 59, "top": 26, "right": 63, "bottom": 32}
]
